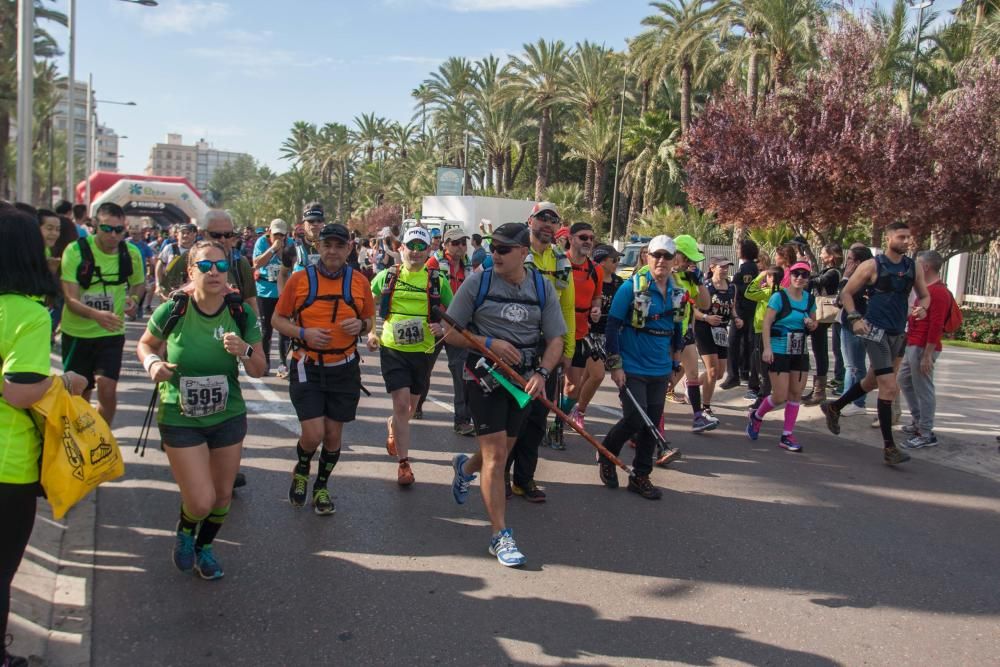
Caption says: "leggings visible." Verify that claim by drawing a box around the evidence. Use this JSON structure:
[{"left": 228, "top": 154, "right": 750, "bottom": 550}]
[
  {"left": 256, "top": 296, "right": 289, "bottom": 367},
  {"left": 1, "top": 482, "right": 38, "bottom": 644},
  {"left": 808, "top": 323, "right": 830, "bottom": 377}
]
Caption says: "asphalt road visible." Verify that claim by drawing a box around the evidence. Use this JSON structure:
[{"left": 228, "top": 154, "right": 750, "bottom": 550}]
[{"left": 90, "top": 321, "right": 1000, "bottom": 666}]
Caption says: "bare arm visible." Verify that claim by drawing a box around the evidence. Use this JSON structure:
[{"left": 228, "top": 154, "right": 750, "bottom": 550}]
[{"left": 839, "top": 258, "right": 876, "bottom": 314}]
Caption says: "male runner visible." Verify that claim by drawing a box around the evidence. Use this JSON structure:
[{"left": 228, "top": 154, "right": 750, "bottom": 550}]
[
  {"left": 156, "top": 222, "right": 197, "bottom": 300},
  {"left": 820, "top": 221, "right": 930, "bottom": 465},
  {"left": 563, "top": 222, "right": 603, "bottom": 432},
  {"left": 60, "top": 202, "right": 145, "bottom": 424},
  {"left": 271, "top": 223, "right": 375, "bottom": 514},
  {"left": 575, "top": 244, "right": 623, "bottom": 421},
  {"left": 368, "top": 227, "right": 453, "bottom": 485},
  {"left": 446, "top": 222, "right": 565, "bottom": 566},
  {"left": 670, "top": 235, "right": 715, "bottom": 432}
]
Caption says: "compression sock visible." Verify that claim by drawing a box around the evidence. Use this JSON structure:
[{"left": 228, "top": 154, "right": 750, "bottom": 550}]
[
  {"left": 560, "top": 396, "right": 578, "bottom": 413},
  {"left": 877, "top": 399, "right": 896, "bottom": 448},
  {"left": 294, "top": 441, "right": 315, "bottom": 476},
  {"left": 688, "top": 383, "right": 703, "bottom": 415},
  {"left": 755, "top": 395, "right": 776, "bottom": 420},
  {"left": 177, "top": 505, "right": 204, "bottom": 536},
  {"left": 314, "top": 447, "right": 341, "bottom": 488},
  {"left": 783, "top": 402, "right": 801, "bottom": 435},
  {"left": 195, "top": 505, "right": 229, "bottom": 548},
  {"left": 833, "top": 382, "right": 867, "bottom": 411}
]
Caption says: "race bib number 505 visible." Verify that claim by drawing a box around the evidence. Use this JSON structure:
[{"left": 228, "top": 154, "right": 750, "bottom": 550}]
[{"left": 179, "top": 375, "right": 229, "bottom": 418}]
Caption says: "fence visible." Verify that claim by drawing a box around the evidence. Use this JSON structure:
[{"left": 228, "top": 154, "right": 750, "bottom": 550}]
[{"left": 963, "top": 253, "right": 1000, "bottom": 308}]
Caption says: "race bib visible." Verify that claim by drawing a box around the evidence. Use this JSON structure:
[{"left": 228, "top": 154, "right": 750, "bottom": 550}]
[
  {"left": 179, "top": 375, "right": 229, "bottom": 418},
  {"left": 392, "top": 318, "right": 425, "bottom": 346},
  {"left": 711, "top": 326, "right": 729, "bottom": 347},
  {"left": 856, "top": 324, "right": 885, "bottom": 343},
  {"left": 786, "top": 332, "right": 805, "bottom": 356},
  {"left": 83, "top": 294, "right": 114, "bottom": 312}
]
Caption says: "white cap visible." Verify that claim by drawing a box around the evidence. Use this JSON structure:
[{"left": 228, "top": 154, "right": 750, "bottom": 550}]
[
  {"left": 402, "top": 227, "right": 431, "bottom": 245},
  {"left": 648, "top": 235, "right": 677, "bottom": 255}
]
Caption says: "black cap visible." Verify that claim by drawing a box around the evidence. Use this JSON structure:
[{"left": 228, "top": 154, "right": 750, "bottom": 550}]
[
  {"left": 303, "top": 202, "right": 325, "bottom": 222},
  {"left": 569, "top": 222, "right": 593, "bottom": 236},
  {"left": 318, "top": 223, "right": 350, "bottom": 242},
  {"left": 491, "top": 222, "right": 530, "bottom": 247},
  {"left": 593, "top": 244, "right": 619, "bottom": 262}
]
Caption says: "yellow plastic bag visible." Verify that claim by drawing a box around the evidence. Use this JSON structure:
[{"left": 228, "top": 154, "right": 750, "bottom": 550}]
[{"left": 31, "top": 380, "right": 125, "bottom": 519}]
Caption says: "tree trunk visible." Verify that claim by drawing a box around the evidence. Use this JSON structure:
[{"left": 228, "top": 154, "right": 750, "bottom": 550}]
[
  {"left": 485, "top": 156, "right": 494, "bottom": 194},
  {"left": 338, "top": 160, "right": 346, "bottom": 223},
  {"left": 680, "top": 64, "right": 692, "bottom": 135},
  {"left": 0, "top": 111, "right": 9, "bottom": 200},
  {"left": 640, "top": 79, "right": 650, "bottom": 115},
  {"left": 535, "top": 106, "right": 551, "bottom": 199},
  {"left": 592, "top": 160, "right": 608, "bottom": 216},
  {"left": 642, "top": 162, "right": 657, "bottom": 215},
  {"left": 747, "top": 46, "right": 760, "bottom": 118},
  {"left": 511, "top": 143, "right": 526, "bottom": 191},
  {"left": 584, "top": 160, "right": 594, "bottom": 206},
  {"left": 628, "top": 173, "right": 644, "bottom": 227}
]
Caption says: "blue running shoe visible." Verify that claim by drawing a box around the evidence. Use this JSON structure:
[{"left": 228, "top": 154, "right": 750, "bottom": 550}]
[
  {"left": 746, "top": 410, "right": 763, "bottom": 441},
  {"left": 172, "top": 531, "right": 196, "bottom": 573},
  {"left": 779, "top": 434, "right": 803, "bottom": 452},
  {"left": 194, "top": 545, "right": 224, "bottom": 580},
  {"left": 451, "top": 454, "right": 476, "bottom": 504},
  {"left": 489, "top": 528, "right": 526, "bottom": 567}
]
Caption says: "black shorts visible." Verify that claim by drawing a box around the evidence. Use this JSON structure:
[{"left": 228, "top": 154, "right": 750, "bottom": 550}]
[
  {"left": 693, "top": 322, "right": 729, "bottom": 359},
  {"left": 159, "top": 413, "right": 247, "bottom": 449},
  {"left": 571, "top": 339, "right": 590, "bottom": 368},
  {"left": 379, "top": 347, "right": 432, "bottom": 395},
  {"left": 681, "top": 328, "right": 696, "bottom": 349},
  {"left": 770, "top": 353, "right": 809, "bottom": 375},
  {"left": 288, "top": 355, "right": 362, "bottom": 422},
  {"left": 62, "top": 333, "right": 126, "bottom": 389},
  {"left": 863, "top": 332, "right": 907, "bottom": 374},
  {"left": 465, "top": 380, "right": 531, "bottom": 437}
]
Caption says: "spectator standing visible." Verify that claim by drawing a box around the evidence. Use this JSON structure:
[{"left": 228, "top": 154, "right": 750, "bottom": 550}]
[{"left": 722, "top": 239, "right": 759, "bottom": 389}]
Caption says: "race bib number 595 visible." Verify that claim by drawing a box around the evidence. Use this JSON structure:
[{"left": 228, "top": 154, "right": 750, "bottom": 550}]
[{"left": 179, "top": 375, "right": 229, "bottom": 418}]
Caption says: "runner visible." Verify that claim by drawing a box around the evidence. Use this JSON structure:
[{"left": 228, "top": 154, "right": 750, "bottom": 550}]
[
  {"left": 280, "top": 202, "right": 325, "bottom": 282},
  {"left": 155, "top": 222, "right": 197, "bottom": 300},
  {"left": 820, "top": 222, "right": 931, "bottom": 465},
  {"left": 445, "top": 222, "right": 565, "bottom": 566},
  {"left": 271, "top": 223, "right": 375, "bottom": 514},
  {"left": 60, "top": 202, "right": 145, "bottom": 425},
  {"left": 506, "top": 202, "right": 576, "bottom": 502},
  {"left": 694, "top": 256, "right": 740, "bottom": 421},
  {"left": 669, "top": 235, "right": 715, "bottom": 433},
  {"left": 599, "top": 235, "right": 681, "bottom": 499},
  {"left": 368, "top": 227, "right": 454, "bottom": 485},
  {"left": 746, "top": 262, "right": 817, "bottom": 451},
  {"left": 575, "top": 244, "right": 622, "bottom": 422},
  {"left": 252, "top": 219, "right": 292, "bottom": 374},
  {"left": 562, "top": 223, "right": 603, "bottom": 433},
  {"left": 137, "top": 241, "right": 266, "bottom": 580},
  {"left": 419, "top": 227, "right": 474, "bottom": 434}
]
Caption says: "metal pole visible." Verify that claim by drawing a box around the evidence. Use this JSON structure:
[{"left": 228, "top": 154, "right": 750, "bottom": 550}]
[
  {"left": 84, "top": 74, "right": 93, "bottom": 210},
  {"left": 15, "top": 0, "right": 35, "bottom": 203},
  {"left": 48, "top": 118, "right": 54, "bottom": 204},
  {"left": 608, "top": 66, "right": 627, "bottom": 244},
  {"left": 66, "top": 0, "right": 76, "bottom": 200},
  {"left": 908, "top": 4, "right": 924, "bottom": 107},
  {"left": 462, "top": 131, "right": 470, "bottom": 196}
]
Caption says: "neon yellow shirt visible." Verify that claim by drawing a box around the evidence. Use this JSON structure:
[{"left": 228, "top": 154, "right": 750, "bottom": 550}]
[
  {"left": 371, "top": 266, "right": 453, "bottom": 354},
  {"left": 60, "top": 236, "right": 144, "bottom": 338},
  {"left": 529, "top": 245, "right": 576, "bottom": 358}
]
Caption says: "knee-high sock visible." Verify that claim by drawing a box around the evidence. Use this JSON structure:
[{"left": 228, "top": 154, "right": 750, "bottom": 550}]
[
  {"left": 315, "top": 447, "right": 341, "bottom": 488},
  {"left": 294, "top": 441, "right": 315, "bottom": 476},
  {"left": 783, "top": 401, "right": 800, "bottom": 435},
  {"left": 177, "top": 504, "right": 204, "bottom": 536},
  {"left": 754, "top": 395, "right": 776, "bottom": 420},
  {"left": 687, "top": 382, "right": 703, "bottom": 415},
  {"left": 877, "top": 399, "right": 895, "bottom": 448},
  {"left": 195, "top": 505, "right": 229, "bottom": 548},
  {"left": 833, "top": 382, "right": 867, "bottom": 410}
]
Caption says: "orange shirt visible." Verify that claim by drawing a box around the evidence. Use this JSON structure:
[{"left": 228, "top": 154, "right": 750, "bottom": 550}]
[
  {"left": 275, "top": 268, "right": 375, "bottom": 363},
  {"left": 570, "top": 257, "right": 603, "bottom": 338}
]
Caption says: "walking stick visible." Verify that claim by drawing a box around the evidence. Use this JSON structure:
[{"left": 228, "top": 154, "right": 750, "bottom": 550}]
[
  {"left": 135, "top": 389, "right": 158, "bottom": 457},
  {"left": 436, "top": 307, "right": 633, "bottom": 475},
  {"left": 623, "top": 386, "right": 682, "bottom": 467}
]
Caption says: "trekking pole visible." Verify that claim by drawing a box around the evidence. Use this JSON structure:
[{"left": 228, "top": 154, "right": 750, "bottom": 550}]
[
  {"left": 623, "top": 386, "right": 682, "bottom": 467},
  {"left": 135, "top": 389, "right": 158, "bottom": 457},
  {"left": 436, "top": 307, "right": 633, "bottom": 475}
]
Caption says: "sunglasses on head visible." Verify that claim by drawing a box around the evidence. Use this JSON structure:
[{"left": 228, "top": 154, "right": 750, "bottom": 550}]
[
  {"left": 650, "top": 251, "right": 675, "bottom": 261},
  {"left": 405, "top": 241, "right": 428, "bottom": 251},
  {"left": 790, "top": 270, "right": 810, "bottom": 279},
  {"left": 575, "top": 234, "right": 595, "bottom": 242},
  {"left": 99, "top": 224, "right": 126, "bottom": 234},
  {"left": 492, "top": 244, "right": 516, "bottom": 255},
  {"left": 195, "top": 259, "right": 230, "bottom": 274},
  {"left": 208, "top": 231, "right": 237, "bottom": 240}
]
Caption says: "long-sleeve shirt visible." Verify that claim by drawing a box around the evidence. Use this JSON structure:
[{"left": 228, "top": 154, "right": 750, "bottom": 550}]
[
  {"left": 744, "top": 272, "right": 778, "bottom": 334},
  {"left": 906, "top": 281, "right": 950, "bottom": 352}
]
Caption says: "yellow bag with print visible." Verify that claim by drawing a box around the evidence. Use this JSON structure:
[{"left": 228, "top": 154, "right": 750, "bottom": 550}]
[{"left": 31, "top": 380, "right": 125, "bottom": 519}]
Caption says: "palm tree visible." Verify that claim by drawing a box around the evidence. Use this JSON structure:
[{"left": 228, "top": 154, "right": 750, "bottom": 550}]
[
  {"left": 471, "top": 55, "right": 532, "bottom": 193},
  {"left": 270, "top": 166, "right": 321, "bottom": 224},
  {"left": 424, "top": 57, "right": 475, "bottom": 166},
  {"left": 619, "top": 111, "right": 683, "bottom": 233},
  {"left": 745, "top": 0, "right": 827, "bottom": 88},
  {"left": 563, "top": 112, "right": 617, "bottom": 215},
  {"left": 352, "top": 112, "right": 387, "bottom": 163},
  {"left": 563, "top": 41, "right": 619, "bottom": 119},
  {"left": 506, "top": 39, "right": 571, "bottom": 199},
  {"left": 410, "top": 83, "right": 433, "bottom": 135},
  {"left": 279, "top": 121, "right": 316, "bottom": 166},
  {"left": 309, "top": 122, "right": 352, "bottom": 221}
]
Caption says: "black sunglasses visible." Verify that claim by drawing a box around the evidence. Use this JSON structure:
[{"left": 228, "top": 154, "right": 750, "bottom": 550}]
[
  {"left": 99, "top": 224, "right": 126, "bottom": 234},
  {"left": 575, "top": 234, "right": 595, "bottom": 242},
  {"left": 650, "top": 251, "right": 674, "bottom": 261},
  {"left": 790, "top": 270, "right": 811, "bottom": 279},
  {"left": 208, "top": 231, "right": 237, "bottom": 240},
  {"left": 533, "top": 213, "right": 560, "bottom": 224},
  {"left": 492, "top": 245, "right": 516, "bottom": 255}
]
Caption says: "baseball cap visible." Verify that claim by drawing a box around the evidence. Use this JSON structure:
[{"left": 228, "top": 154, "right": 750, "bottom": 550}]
[
  {"left": 530, "top": 202, "right": 560, "bottom": 219},
  {"left": 402, "top": 227, "right": 432, "bottom": 246},
  {"left": 649, "top": 235, "right": 677, "bottom": 255},
  {"left": 318, "top": 223, "right": 350, "bottom": 242},
  {"left": 593, "top": 244, "right": 620, "bottom": 262},
  {"left": 302, "top": 202, "right": 325, "bottom": 222},
  {"left": 269, "top": 218, "right": 289, "bottom": 235},
  {"left": 443, "top": 228, "right": 469, "bottom": 243},
  {"left": 569, "top": 222, "right": 593, "bottom": 235},
  {"left": 491, "top": 222, "right": 530, "bottom": 247},
  {"left": 429, "top": 228, "right": 442, "bottom": 238},
  {"left": 554, "top": 226, "right": 570, "bottom": 240},
  {"left": 789, "top": 261, "right": 812, "bottom": 275},
  {"left": 179, "top": 222, "right": 197, "bottom": 232},
  {"left": 709, "top": 255, "right": 734, "bottom": 267},
  {"left": 674, "top": 234, "right": 705, "bottom": 261}
]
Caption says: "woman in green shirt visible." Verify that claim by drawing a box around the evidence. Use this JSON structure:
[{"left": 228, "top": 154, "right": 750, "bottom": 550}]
[
  {"left": 137, "top": 241, "right": 266, "bottom": 581},
  {"left": 1, "top": 205, "right": 87, "bottom": 667}
]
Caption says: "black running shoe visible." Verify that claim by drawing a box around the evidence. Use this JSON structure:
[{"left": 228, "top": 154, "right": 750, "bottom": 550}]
[
  {"left": 232, "top": 472, "right": 247, "bottom": 489},
  {"left": 720, "top": 377, "right": 740, "bottom": 390},
  {"left": 289, "top": 472, "right": 309, "bottom": 507},
  {"left": 820, "top": 400, "right": 841, "bottom": 435},
  {"left": 512, "top": 480, "right": 546, "bottom": 503},
  {"left": 884, "top": 446, "right": 911, "bottom": 466},
  {"left": 599, "top": 461, "right": 619, "bottom": 488},
  {"left": 627, "top": 474, "right": 662, "bottom": 500}
]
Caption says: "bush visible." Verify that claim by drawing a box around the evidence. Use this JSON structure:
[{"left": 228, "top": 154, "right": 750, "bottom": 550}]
[{"left": 949, "top": 307, "right": 1000, "bottom": 345}]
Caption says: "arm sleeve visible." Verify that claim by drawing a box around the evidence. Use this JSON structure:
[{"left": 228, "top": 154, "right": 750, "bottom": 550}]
[{"left": 558, "top": 278, "right": 576, "bottom": 357}]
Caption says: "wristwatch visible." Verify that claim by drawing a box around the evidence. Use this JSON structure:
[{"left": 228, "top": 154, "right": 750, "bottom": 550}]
[
  {"left": 846, "top": 311, "right": 863, "bottom": 323},
  {"left": 535, "top": 366, "right": 551, "bottom": 381},
  {"left": 240, "top": 345, "right": 254, "bottom": 360}
]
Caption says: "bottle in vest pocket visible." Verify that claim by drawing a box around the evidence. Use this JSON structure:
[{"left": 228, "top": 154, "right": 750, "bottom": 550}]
[{"left": 633, "top": 293, "right": 652, "bottom": 329}]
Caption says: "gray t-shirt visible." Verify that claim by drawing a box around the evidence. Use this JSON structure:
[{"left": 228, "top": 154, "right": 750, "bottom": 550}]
[{"left": 448, "top": 269, "right": 566, "bottom": 357}]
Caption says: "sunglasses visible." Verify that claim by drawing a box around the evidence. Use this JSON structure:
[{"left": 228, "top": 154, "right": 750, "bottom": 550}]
[
  {"left": 650, "top": 251, "right": 675, "bottom": 261},
  {"left": 99, "top": 224, "right": 126, "bottom": 234},
  {"left": 195, "top": 259, "right": 230, "bottom": 274},
  {"left": 449, "top": 239, "right": 468, "bottom": 246},
  {"left": 492, "top": 245, "right": 516, "bottom": 255},
  {"left": 575, "top": 234, "right": 595, "bottom": 242},
  {"left": 790, "top": 270, "right": 811, "bottom": 279},
  {"left": 208, "top": 231, "right": 237, "bottom": 240},
  {"left": 534, "top": 213, "right": 560, "bottom": 224},
  {"left": 405, "top": 241, "right": 428, "bottom": 251}
]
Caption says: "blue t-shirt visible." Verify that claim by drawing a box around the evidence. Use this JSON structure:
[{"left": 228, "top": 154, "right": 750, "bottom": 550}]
[
  {"left": 253, "top": 235, "right": 290, "bottom": 299},
  {"left": 767, "top": 290, "right": 814, "bottom": 354},
  {"left": 129, "top": 240, "right": 154, "bottom": 273},
  {"left": 607, "top": 276, "right": 677, "bottom": 377}
]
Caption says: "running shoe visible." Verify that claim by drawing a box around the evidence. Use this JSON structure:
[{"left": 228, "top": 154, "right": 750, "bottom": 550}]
[
  {"left": 703, "top": 407, "right": 720, "bottom": 424},
  {"left": 453, "top": 422, "right": 475, "bottom": 437},
  {"left": 451, "top": 454, "right": 476, "bottom": 504},
  {"left": 276, "top": 364, "right": 289, "bottom": 378},
  {"left": 397, "top": 459, "right": 415, "bottom": 486},
  {"left": 289, "top": 472, "right": 309, "bottom": 507},
  {"left": 312, "top": 487, "right": 335, "bottom": 515},
  {"left": 627, "top": 474, "right": 663, "bottom": 500},
  {"left": 489, "top": 528, "right": 526, "bottom": 567},
  {"left": 512, "top": 480, "right": 546, "bottom": 503},
  {"left": 172, "top": 531, "right": 196, "bottom": 573},
  {"left": 568, "top": 406, "right": 585, "bottom": 431},
  {"left": 598, "top": 461, "right": 619, "bottom": 488},
  {"left": 744, "top": 389, "right": 759, "bottom": 400},
  {"left": 746, "top": 410, "right": 763, "bottom": 441},
  {"left": 692, "top": 414, "right": 717, "bottom": 433},
  {"left": 901, "top": 423, "right": 919, "bottom": 436},
  {"left": 779, "top": 434, "right": 803, "bottom": 452},
  {"left": 385, "top": 416, "right": 398, "bottom": 457},
  {"left": 232, "top": 472, "right": 247, "bottom": 489},
  {"left": 666, "top": 391, "right": 688, "bottom": 404},
  {"left": 412, "top": 408, "right": 424, "bottom": 420},
  {"left": 720, "top": 377, "right": 740, "bottom": 390},
  {"left": 820, "top": 401, "right": 841, "bottom": 435},
  {"left": 194, "top": 545, "right": 224, "bottom": 580},
  {"left": 903, "top": 433, "right": 938, "bottom": 449},
  {"left": 884, "top": 446, "right": 911, "bottom": 465},
  {"left": 654, "top": 447, "right": 683, "bottom": 467},
  {"left": 840, "top": 404, "right": 866, "bottom": 417}
]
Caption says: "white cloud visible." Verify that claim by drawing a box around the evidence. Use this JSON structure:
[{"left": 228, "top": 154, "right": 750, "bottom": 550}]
[
  {"left": 139, "top": 1, "right": 229, "bottom": 34},
  {"left": 383, "top": 55, "right": 448, "bottom": 66},
  {"left": 186, "top": 46, "right": 340, "bottom": 78},
  {"left": 447, "top": 0, "right": 588, "bottom": 11}
]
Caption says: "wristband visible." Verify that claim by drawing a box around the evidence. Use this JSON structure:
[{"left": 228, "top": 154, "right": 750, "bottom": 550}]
[
  {"left": 846, "top": 311, "right": 863, "bottom": 323},
  {"left": 143, "top": 355, "right": 162, "bottom": 373},
  {"left": 605, "top": 354, "right": 623, "bottom": 371},
  {"left": 299, "top": 327, "right": 306, "bottom": 340},
  {"left": 485, "top": 336, "right": 493, "bottom": 350},
  {"left": 60, "top": 374, "right": 72, "bottom": 391},
  {"left": 535, "top": 366, "right": 550, "bottom": 380}
]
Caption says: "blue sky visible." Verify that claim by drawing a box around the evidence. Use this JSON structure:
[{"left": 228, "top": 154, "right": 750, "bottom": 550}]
[{"left": 53, "top": 0, "right": 961, "bottom": 177}]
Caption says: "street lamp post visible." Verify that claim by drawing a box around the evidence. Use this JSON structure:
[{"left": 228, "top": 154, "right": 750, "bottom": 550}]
[
  {"left": 608, "top": 65, "right": 628, "bottom": 245},
  {"left": 908, "top": 0, "right": 935, "bottom": 108},
  {"left": 15, "top": 0, "right": 34, "bottom": 203},
  {"left": 84, "top": 93, "right": 137, "bottom": 208}
]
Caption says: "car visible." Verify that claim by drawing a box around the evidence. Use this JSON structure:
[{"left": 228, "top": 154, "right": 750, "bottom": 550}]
[{"left": 616, "top": 241, "right": 648, "bottom": 279}]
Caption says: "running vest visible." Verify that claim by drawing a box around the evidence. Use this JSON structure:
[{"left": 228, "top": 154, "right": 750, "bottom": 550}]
[
  {"left": 524, "top": 246, "right": 571, "bottom": 290},
  {"left": 769, "top": 290, "right": 816, "bottom": 338},
  {"left": 75, "top": 238, "right": 133, "bottom": 289},
  {"left": 378, "top": 266, "right": 443, "bottom": 323},
  {"left": 628, "top": 271, "right": 675, "bottom": 336},
  {"left": 291, "top": 264, "right": 362, "bottom": 358},
  {"left": 160, "top": 289, "right": 249, "bottom": 342},
  {"left": 571, "top": 257, "right": 600, "bottom": 314},
  {"left": 865, "top": 254, "right": 915, "bottom": 334}
]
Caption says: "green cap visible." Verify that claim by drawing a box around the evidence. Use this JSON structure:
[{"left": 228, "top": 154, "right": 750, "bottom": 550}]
[{"left": 674, "top": 235, "right": 705, "bottom": 261}]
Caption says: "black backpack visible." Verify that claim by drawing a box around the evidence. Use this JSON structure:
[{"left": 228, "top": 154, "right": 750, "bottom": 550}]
[
  {"left": 159, "top": 291, "right": 249, "bottom": 341},
  {"left": 770, "top": 290, "right": 816, "bottom": 336},
  {"left": 76, "top": 238, "right": 133, "bottom": 290}
]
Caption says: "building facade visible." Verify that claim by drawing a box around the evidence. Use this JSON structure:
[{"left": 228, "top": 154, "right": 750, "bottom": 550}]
[
  {"left": 145, "top": 134, "right": 250, "bottom": 192},
  {"left": 53, "top": 80, "right": 121, "bottom": 178}
]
